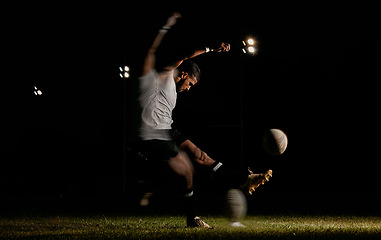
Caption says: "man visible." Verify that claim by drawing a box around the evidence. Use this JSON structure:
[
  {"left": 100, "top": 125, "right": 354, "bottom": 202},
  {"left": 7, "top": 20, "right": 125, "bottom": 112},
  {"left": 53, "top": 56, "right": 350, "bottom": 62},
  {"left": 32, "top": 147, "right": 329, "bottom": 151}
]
[{"left": 134, "top": 12, "right": 272, "bottom": 228}]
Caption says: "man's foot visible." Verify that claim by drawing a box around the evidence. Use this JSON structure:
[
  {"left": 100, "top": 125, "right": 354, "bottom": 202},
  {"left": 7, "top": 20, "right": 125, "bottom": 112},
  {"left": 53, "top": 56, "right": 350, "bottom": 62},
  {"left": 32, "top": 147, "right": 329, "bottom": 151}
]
[
  {"left": 187, "top": 216, "right": 212, "bottom": 229},
  {"left": 240, "top": 169, "right": 273, "bottom": 195}
]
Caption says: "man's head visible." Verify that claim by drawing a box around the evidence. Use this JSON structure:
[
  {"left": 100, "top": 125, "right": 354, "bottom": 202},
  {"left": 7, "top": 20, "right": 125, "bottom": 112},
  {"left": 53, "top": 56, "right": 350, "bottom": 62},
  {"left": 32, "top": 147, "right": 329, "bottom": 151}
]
[{"left": 175, "top": 60, "right": 200, "bottom": 93}]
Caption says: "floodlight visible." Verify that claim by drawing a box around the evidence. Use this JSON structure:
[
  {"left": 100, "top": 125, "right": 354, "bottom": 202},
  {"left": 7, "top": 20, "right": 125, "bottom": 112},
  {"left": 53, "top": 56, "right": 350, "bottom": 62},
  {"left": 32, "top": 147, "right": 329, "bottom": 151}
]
[{"left": 119, "top": 65, "right": 131, "bottom": 79}]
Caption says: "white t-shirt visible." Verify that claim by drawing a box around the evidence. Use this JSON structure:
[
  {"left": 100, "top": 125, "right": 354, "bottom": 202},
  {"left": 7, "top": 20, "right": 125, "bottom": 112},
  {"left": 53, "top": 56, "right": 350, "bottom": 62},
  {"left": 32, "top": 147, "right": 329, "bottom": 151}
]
[{"left": 138, "top": 69, "right": 177, "bottom": 140}]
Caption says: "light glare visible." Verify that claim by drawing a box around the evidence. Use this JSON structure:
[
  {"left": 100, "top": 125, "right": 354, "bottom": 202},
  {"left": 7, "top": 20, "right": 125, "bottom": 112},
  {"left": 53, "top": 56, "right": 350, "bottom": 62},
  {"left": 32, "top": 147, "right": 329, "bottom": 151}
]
[{"left": 119, "top": 65, "right": 131, "bottom": 79}]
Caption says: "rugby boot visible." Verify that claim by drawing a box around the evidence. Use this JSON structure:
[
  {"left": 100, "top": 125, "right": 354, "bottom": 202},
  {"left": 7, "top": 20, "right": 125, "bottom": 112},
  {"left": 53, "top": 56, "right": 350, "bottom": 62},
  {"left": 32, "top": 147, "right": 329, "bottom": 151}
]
[
  {"left": 187, "top": 216, "right": 213, "bottom": 229},
  {"left": 241, "top": 169, "right": 272, "bottom": 195}
]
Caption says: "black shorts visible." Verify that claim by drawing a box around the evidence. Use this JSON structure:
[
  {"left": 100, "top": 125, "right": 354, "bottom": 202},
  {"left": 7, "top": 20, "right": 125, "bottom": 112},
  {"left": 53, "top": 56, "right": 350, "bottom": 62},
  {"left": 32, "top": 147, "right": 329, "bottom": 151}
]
[{"left": 138, "top": 129, "right": 188, "bottom": 162}]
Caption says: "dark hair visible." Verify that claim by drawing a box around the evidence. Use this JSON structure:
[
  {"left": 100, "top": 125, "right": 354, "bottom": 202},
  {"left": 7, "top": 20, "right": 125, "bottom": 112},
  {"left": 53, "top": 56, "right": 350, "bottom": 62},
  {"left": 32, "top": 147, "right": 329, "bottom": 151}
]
[{"left": 177, "top": 60, "right": 201, "bottom": 82}]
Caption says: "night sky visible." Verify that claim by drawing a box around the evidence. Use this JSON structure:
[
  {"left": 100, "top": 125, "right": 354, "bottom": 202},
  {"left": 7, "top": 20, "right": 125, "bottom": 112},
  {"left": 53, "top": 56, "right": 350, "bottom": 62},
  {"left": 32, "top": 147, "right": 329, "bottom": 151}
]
[{"left": 1, "top": 1, "right": 380, "bottom": 213}]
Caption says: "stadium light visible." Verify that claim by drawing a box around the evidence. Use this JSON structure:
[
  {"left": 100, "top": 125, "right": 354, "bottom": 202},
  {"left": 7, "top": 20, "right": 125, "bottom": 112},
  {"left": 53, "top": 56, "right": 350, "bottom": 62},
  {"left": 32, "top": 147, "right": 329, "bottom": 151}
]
[
  {"left": 119, "top": 65, "right": 130, "bottom": 79},
  {"left": 242, "top": 37, "right": 257, "bottom": 55},
  {"left": 33, "top": 85, "right": 42, "bottom": 95}
]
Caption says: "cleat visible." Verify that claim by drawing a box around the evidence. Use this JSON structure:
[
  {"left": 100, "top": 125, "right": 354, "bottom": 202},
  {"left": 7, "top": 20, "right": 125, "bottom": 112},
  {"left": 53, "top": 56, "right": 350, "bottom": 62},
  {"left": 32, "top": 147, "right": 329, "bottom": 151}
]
[
  {"left": 241, "top": 169, "right": 273, "bottom": 195},
  {"left": 187, "top": 216, "right": 213, "bottom": 229}
]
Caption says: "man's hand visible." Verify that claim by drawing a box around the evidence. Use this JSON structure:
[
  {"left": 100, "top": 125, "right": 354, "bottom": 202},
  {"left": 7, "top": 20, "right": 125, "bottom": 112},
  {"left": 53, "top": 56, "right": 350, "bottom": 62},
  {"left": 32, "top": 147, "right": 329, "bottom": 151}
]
[
  {"left": 213, "top": 42, "right": 231, "bottom": 53},
  {"left": 163, "top": 12, "right": 182, "bottom": 28}
]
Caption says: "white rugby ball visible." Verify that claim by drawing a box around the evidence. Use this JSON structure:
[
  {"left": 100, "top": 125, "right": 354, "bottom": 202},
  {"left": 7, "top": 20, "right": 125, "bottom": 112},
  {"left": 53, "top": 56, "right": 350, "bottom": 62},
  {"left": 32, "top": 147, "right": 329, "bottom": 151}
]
[
  {"left": 226, "top": 189, "right": 247, "bottom": 222},
  {"left": 262, "top": 129, "right": 288, "bottom": 156}
]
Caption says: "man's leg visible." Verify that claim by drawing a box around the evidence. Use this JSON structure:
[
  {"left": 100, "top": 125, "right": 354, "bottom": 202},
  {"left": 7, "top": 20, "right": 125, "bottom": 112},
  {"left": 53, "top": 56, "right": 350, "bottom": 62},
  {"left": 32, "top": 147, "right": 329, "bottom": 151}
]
[
  {"left": 168, "top": 153, "right": 211, "bottom": 228},
  {"left": 168, "top": 153, "right": 194, "bottom": 190},
  {"left": 180, "top": 139, "right": 272, "bottom": 193},
  {"left": 139, "top": 139, "right": 211, "bottom": 228}
]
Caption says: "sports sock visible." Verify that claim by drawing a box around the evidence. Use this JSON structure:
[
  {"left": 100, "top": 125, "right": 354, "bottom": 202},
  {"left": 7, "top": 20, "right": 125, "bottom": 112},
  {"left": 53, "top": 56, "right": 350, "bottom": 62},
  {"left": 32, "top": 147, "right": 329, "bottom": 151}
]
[
  {"left": 210, "top": 161, "right": 248, "bottom": 187},
  {"left": 183, "top": 189, "right": 197, "bottom": 220}
]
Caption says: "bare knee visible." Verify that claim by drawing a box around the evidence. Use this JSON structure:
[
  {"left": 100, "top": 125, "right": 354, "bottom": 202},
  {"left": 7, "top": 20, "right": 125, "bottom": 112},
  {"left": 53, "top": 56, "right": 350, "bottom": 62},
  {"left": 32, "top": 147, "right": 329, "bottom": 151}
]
[
  {"left": 169, "top": 154, "right": 193, "bottom": 174},
  {"left": 168, "top": 154, "right": 194, "bottom": 189}
]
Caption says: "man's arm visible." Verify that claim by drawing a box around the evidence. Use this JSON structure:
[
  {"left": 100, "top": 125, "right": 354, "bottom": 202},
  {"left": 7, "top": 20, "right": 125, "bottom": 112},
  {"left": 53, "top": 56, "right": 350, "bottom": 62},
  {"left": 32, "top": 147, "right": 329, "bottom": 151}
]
[
  {"left": 162, "top": 42, "right": 231, "bottom": 71},
  {"left": 141, "top": 12, "right": 181, "bottom": 76}
]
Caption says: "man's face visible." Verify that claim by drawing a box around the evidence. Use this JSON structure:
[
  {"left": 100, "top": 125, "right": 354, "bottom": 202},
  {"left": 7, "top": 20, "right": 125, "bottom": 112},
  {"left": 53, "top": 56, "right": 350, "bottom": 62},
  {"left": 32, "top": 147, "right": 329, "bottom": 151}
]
[{"left": 176, "top": 73, "right": 198, "bottom": 93}]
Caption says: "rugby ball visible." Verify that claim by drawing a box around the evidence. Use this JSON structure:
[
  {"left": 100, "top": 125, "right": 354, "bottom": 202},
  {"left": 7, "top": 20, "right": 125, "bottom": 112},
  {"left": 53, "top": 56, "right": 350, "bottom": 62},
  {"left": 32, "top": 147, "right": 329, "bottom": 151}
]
[
  {"left": 226, "top": 189, "right": 247, "bottom": 222},
  {"left": 262, "top": 129, "right": 288, "bottom": 156}
]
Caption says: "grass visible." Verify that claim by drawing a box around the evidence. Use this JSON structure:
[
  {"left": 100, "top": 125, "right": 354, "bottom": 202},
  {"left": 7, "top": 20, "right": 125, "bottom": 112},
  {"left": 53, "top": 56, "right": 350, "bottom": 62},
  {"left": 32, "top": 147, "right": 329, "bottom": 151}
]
[{"left": 0, "top": 214, "right": 380, "bottom": 240}]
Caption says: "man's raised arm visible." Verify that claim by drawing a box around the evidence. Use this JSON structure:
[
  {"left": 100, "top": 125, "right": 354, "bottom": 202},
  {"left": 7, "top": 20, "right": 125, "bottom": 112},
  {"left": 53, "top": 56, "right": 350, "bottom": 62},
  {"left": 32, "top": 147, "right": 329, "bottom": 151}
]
[
  {"left": 141, "top": 12, "right": 182, "bottom": 76},
  {"left": 162, "top": 42, "right": 231, "bottom": 71}
]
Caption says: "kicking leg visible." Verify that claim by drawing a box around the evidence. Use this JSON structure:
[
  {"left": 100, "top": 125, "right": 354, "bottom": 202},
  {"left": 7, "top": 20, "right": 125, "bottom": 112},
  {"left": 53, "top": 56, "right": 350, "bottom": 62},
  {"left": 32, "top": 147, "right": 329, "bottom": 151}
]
[
  {"left": 180, "top": 140, "right": 215, "bottom": 167},
  {"left": 180, "top": 139, "right": 247, "bottom": 186},
  {"left": 180, "top": 139, "right": 272, "bottom": 194}
]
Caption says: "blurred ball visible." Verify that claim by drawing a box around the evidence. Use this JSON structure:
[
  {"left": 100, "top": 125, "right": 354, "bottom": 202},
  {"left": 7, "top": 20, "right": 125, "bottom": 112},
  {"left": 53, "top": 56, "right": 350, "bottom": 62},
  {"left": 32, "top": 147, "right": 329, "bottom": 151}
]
[
  {"left": 262, "top": 129, "right": 288, "bottom": 156},
  {"left": 226, "top": 189, "right": 247, "bottom": 222}
]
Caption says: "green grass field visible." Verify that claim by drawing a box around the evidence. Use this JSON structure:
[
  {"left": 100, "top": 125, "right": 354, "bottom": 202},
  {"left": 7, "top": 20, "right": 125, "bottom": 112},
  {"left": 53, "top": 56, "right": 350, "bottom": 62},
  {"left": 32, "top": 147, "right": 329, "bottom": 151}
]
[{"left": 0, "top": 214, "right": 380, "bottom": 240}]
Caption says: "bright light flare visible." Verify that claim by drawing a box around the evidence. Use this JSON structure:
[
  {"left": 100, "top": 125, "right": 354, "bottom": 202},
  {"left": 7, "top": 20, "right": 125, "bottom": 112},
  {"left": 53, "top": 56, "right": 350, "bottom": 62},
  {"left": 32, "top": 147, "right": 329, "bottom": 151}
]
[
  {"left": 33, "top": 86, "right": 42, "bottom": 95},
  {"left": 242, "top": 37, "right": 257, "bottom": 55},
  {"left": 119, "top": 65, "right": 130, "bottom": 79}
]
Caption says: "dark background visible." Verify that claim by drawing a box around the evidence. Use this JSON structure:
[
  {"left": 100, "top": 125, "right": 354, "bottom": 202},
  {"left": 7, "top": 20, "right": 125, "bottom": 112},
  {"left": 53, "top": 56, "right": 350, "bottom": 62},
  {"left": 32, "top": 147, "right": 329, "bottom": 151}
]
[{"left": 1, "top": 1, "right": 380, "bottom": 215}]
